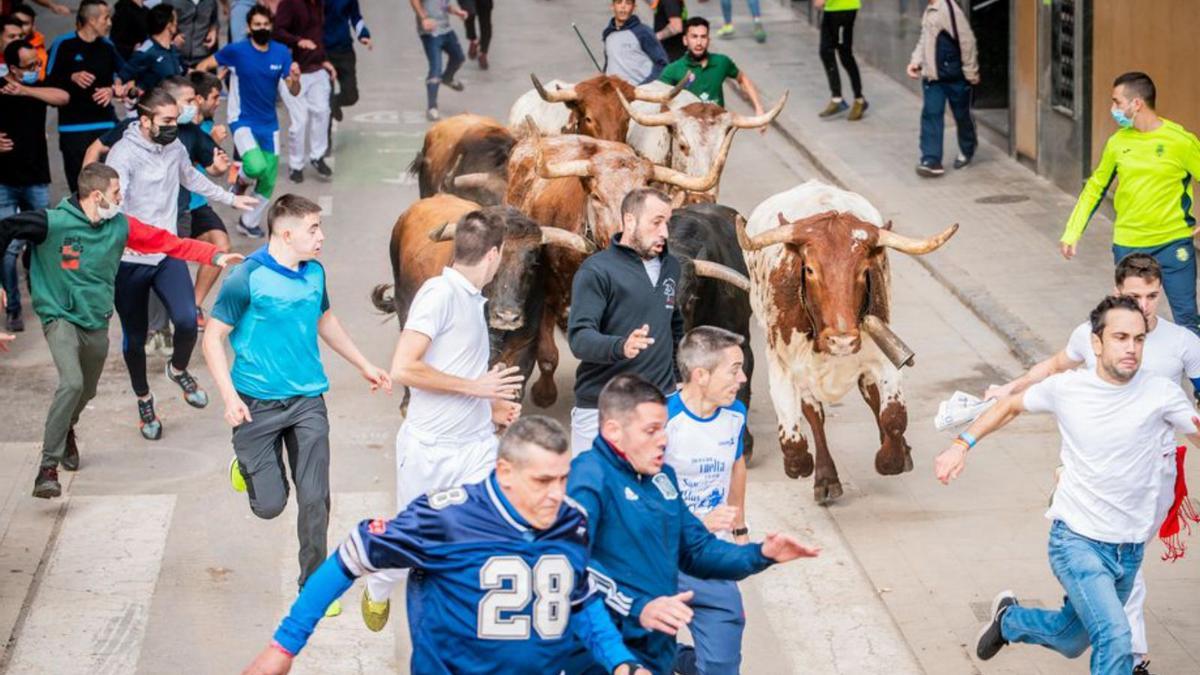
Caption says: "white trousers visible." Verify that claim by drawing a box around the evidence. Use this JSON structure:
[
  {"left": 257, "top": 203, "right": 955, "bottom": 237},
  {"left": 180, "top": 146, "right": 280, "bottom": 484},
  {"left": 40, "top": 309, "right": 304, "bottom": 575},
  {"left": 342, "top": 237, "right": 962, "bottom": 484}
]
[
  {"left": 364, "top": 424, "right": 497, "bottom": 602},
  {"left": 280, "top": 70, "right": 332, "bottom": 171},
  {"left": 1125, "top": 452, "right": 1179, "bottom": 656},
  {"left": 570, "top": 407, "right": 599, "bottom": 458}
]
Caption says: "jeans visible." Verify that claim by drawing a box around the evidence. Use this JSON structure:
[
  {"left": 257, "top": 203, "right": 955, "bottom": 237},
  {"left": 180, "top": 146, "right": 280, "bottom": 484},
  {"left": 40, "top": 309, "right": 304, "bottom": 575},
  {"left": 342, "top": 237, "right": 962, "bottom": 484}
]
[
  {"left": 720, "top": 0, "right": 762, "bottom": 23},
  {"left": 229, "top": 0, "right": 255, "bottom": 44},
  {"left": 420, "top": 31, "right": 465, "bottom": 110},
  {"left": 1113, "top": 238, "right": 1200, "bottom": 336},
  {"left": 1001, "top": 521, "right": 1143, "bottom": 675},
  {"left": 0, "top": 183, "right": 51, "bottom": 317},
  {"left": 919, "top": 79, "right": 976, "bottom": 165}
]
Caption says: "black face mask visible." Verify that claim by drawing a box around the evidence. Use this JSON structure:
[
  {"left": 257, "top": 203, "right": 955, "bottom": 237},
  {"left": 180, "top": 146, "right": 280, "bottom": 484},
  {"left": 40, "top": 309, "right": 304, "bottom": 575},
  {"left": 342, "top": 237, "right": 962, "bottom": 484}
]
[
  {"left": 151, "top": 123, "right": 179, "bottom": 146},
  {"left": 250, "top": 28, "right": 271, "bottom": 46}
]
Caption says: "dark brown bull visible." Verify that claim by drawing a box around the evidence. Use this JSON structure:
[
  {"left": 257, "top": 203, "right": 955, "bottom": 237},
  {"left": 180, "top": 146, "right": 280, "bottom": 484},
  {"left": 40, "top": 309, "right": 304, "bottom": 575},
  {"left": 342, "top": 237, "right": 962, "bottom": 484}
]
[
  {"left": 530, "top": 73, "right": 684, "bottom": 142},
  {"left": 408, "top": 114, "right": 514, "bottom": 206}
]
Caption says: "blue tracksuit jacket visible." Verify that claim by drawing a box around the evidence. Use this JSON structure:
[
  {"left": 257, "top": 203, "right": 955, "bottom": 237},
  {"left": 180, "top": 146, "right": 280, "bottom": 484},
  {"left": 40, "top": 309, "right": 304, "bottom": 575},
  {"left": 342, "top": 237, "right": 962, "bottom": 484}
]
[{"left": 566, "top": 436, "right": 773, "bottom": 673}]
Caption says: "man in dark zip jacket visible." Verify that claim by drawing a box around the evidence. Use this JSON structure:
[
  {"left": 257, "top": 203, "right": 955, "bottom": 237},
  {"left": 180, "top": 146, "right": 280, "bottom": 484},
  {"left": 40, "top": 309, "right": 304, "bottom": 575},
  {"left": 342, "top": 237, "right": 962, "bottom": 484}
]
[
  {"left": 564, "top": 374, "right": 821, "bottom": 674},
  {"left": 567, "top": 188, "right": 684, "bottom": 455}
]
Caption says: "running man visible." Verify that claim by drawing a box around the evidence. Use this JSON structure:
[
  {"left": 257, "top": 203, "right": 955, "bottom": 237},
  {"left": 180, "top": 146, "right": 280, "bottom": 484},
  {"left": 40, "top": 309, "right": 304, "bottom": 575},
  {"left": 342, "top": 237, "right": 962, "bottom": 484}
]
[
  {"left": 659, "top": 17, "right": 765, "bottom": 115},
  {"left": 984, "top": 253, "right": 1200, "bottom": 673},
  {"left": 411, "top": 0, "right": 468, "bottom": 121},
  {"left": 1061, "top": 71, "right": 1200, "bottom": 336},
  {"left": 937, "top": 295, "right": 1200, "bottom": 674},
  {"left": 361, "top": 209, "right": 523, "bottom": 630},
  {"left": 240, "top": 417, "right": 651, "bottom": 675},
  {"left": 815, "top": 0, "right": 865, "bottom": 120},
  {"left": 274, "top": 0, "right": 336, "bottom": 183},
  {"left": 105, "top": 86, "right": 256, "bottom": 440},
  {"left": 203, "top": 194, "right": 390, "bottom": 616},
  {"left": 565, "top": 374, "right": 820, "bottom": 674},
  {"left": 666, "top": 326, "right": 751, "bottom": 675},
  {"left": 117, "top": 4, "right": 182, "bottom": 95},
  {"left": 0, "top": 162, "right": 240, "bottom": 498},
  {"left": 195, "top": 4, "right": 302, "bottom": 238},
  {"left": 602, "top": 0, "right": 668, "bottom": 87},
  {"left": 322, "top": 0, "right": 371, "bottom": 122}
]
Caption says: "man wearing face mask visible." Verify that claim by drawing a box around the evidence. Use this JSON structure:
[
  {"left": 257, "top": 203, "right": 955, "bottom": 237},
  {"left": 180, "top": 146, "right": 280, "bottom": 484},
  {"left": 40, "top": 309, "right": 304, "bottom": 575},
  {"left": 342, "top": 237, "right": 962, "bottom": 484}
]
[
  {"left": 567, "top": 188, "right": 684, "bottom": 456},
  {"left": 0, "top": 40, "right": 68, "bottom": 334},
  {"left": 104, "top": 87, "right": 258, "bottom": 440},
  {"left": 118, "top": 4, "right": 183, "bottom": 98},
  {"left": 564, "top": 374, "right": 821, "bottom": 674},
  {"left": 1061, "top": 71, "right": 1200, "bottom": 339},
  {"left": 0, "top": 162, "right": 241, "bottom": 498}
]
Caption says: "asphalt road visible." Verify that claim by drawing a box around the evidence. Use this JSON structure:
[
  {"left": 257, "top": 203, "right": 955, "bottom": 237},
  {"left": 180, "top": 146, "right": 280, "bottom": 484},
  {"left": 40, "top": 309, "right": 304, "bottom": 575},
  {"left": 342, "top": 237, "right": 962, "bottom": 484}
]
[{"left": 1, "top": 2, "right": 1197, "bottom": 674}]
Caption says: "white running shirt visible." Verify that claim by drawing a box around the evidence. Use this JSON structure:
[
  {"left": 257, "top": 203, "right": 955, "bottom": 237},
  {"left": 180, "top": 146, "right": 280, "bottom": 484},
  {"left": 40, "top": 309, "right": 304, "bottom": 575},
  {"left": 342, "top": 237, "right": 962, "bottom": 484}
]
[
  {"left": 664, "top": 392, "right": 746, "bottom": 519},
  {"left": 1065, "top": 316, "right": 1200, "bottom": 384}
]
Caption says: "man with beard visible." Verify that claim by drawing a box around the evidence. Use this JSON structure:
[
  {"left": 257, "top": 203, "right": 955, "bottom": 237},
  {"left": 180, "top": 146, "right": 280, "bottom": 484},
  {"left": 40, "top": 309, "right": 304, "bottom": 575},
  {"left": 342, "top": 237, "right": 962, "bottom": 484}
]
[
  {"left": 658, "top": 16, "right": 764, "bottom": 124},
  {"left": 566, "top": 188, "right": 683, "bottom": 456},
  {"left": 936, "top": 295, "right": 1200, "bottom": 674}
]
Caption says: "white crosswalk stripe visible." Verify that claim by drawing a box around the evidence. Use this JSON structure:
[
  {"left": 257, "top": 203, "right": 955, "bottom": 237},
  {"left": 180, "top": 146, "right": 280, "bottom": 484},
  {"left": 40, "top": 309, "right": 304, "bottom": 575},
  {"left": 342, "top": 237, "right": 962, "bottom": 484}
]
[{"left": 6, "top": 495, "right": 176, "bottom": 675}]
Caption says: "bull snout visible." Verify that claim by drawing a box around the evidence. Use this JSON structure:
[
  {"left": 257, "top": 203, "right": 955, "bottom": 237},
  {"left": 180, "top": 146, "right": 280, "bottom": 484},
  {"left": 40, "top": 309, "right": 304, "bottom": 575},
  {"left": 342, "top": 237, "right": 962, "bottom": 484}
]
[
  {"left": 820, "top": 330, "right": 861, "bottom": 356},
  {"left": 489, "top": 307, "right": 524, "bottom": 331}
]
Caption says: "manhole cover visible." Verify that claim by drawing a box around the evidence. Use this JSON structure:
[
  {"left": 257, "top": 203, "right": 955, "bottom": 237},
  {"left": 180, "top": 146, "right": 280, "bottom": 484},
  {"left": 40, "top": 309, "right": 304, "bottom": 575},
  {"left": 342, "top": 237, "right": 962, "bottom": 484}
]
[{"left": 975, "top": 194, "right": 1031, "bottom": 204}]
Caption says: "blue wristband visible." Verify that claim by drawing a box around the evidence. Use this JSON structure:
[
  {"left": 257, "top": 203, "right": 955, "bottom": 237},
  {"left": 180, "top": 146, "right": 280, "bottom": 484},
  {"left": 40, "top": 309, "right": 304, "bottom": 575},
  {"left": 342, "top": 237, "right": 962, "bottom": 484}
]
[{"left": 957, "top": 432, "right": 977, "bottom": 449}]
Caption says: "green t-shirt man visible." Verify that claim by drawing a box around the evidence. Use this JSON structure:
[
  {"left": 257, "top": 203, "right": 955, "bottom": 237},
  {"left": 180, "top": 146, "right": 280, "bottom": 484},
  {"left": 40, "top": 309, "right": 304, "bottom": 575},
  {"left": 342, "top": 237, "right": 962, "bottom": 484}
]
[{"left": 659, "top": 52, "right": 740, "bottom": 107}]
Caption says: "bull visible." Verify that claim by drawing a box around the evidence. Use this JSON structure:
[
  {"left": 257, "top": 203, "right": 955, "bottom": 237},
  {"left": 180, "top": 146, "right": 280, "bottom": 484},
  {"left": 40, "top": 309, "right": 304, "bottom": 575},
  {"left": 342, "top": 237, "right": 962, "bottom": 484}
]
[
  {"left": 737, "top": 181, "right": 957, "bottom": 504},
  {"left": 669, "top": 203, "right": 758, "bottom": 460},
  {"left": 408, "top": 114, "right": 514, "bottom": 206}
]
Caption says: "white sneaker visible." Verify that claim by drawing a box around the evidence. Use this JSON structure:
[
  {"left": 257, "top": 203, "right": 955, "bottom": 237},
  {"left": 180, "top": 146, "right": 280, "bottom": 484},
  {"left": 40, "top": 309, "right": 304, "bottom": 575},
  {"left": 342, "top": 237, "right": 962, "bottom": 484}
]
[{"left": 426, "top": 108, "right": 441, "bottom": 121}]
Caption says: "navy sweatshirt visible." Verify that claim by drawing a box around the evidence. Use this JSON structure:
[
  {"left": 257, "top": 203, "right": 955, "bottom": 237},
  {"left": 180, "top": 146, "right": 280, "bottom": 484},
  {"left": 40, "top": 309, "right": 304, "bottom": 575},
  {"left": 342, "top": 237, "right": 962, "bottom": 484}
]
[{"left": 567, "top": 234, "right": 684, "bottom": 409}]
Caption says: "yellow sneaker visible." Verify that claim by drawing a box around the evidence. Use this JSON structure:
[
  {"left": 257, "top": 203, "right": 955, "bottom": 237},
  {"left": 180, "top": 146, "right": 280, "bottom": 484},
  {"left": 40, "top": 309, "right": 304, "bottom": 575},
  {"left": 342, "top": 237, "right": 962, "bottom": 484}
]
[
  {"left": 325, "top": 599, "right": 342, "bottom": 617},
  {"left": 361, "top": 589, "right": 390, "bottom": 632},
  {"left": 229, "top": 457, "right": 247, "bottom": 493}
]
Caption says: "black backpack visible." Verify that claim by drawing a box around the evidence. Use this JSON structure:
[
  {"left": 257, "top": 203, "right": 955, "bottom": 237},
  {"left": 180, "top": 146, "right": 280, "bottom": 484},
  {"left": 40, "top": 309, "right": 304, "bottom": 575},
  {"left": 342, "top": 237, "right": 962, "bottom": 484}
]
[{"left": 935, "top": 0, "right": 965, "bottom": 81}]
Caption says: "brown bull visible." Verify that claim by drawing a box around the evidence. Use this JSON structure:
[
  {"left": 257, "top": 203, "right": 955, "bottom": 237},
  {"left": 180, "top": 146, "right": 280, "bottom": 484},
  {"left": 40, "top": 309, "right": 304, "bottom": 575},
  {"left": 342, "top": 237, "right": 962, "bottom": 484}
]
[
  {"left": 408, "top": 114, "right": 514, "bottom": 205},
  {"left": 738, "top": 182, "right": 957, "bottom": 504},
  {"left": 530, "top": 73, "right": 684, "bottom": 141},
  {"left": 502, "top": 127, "right": 736, "bottom": 407}
]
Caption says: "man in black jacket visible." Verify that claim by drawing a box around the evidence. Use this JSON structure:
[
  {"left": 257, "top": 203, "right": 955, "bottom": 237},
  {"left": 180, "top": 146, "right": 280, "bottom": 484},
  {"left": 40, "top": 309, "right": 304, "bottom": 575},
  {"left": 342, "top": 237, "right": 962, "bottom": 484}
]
[{"left": 567, "top": 188, "right": 683, "bottom": 455}]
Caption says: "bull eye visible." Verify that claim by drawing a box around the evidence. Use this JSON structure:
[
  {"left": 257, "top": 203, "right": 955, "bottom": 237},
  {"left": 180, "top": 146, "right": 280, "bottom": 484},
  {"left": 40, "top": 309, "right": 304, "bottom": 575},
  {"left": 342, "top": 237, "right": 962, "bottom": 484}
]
[
  {"left": 803, "top": 265, "right": 814, "bottom": 276},
  {"left": 678, "top": 142, "right": 690, "bottom": 155}
]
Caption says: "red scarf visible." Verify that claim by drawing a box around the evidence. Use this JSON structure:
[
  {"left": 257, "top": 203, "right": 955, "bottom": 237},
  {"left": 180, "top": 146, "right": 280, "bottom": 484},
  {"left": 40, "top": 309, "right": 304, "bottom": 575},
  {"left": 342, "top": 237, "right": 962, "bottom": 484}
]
[{"left": 1159, "top": 446, "right": 1200, "bottom": 561}]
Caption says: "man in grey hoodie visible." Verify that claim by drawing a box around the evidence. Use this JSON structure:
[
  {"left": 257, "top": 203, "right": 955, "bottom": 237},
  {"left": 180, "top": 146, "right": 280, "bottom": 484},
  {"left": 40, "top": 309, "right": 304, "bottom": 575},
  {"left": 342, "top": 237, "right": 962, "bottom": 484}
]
[
  {"left": 105, "top": 87, "right": 257, "bottom": 440},
  {"left": 164, "top": 0, "right": 219, "bottom": 68},
  {"left": 603, "top": 0, "right": 668, "bottom": 86}
]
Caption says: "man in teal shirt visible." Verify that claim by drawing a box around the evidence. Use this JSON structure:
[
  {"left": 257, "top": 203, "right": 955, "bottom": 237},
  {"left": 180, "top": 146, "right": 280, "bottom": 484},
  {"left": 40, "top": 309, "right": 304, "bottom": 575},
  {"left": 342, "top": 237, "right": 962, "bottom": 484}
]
[{"left": 659, "top": 16, "right": 764, "bottom": 117}]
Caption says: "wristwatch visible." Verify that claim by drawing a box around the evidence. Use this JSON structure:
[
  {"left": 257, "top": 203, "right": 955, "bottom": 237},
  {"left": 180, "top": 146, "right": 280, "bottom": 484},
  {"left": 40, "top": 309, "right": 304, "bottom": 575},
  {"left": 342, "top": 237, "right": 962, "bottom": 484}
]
[{"left": 731, "top": 526, "right": 749, "bottom": 537}]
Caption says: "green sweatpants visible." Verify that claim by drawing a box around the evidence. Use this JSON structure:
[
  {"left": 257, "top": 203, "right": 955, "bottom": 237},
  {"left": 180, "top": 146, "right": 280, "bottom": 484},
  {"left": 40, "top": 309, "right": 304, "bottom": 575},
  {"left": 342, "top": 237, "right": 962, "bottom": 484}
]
[{"left": 41, "top": 319, "right": 108, "bottom": 468}]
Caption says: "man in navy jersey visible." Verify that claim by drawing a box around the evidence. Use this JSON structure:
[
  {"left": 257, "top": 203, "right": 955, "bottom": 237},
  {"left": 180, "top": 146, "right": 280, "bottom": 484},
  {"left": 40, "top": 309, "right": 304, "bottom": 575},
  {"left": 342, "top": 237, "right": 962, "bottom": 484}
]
[{"left": 241, "top": 416, "right": 651, "bottom": 675}]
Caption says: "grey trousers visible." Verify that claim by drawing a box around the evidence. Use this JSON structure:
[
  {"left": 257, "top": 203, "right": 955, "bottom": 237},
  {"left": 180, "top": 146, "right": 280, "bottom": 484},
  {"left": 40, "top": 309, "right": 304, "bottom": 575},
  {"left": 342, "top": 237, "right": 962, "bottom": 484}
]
[
  {"left": 42, "top": 320, "right": 109, "bottom": 468},
  {"left": 232, "top": 394, "right": 331, "bottom": 588}
]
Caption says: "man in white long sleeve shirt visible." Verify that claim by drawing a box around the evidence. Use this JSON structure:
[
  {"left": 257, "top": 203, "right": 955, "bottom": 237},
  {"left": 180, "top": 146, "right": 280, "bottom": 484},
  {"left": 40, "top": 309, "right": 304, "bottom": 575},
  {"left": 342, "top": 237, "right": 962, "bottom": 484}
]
[{"left": 105, "top": 87, "right": 257, "bottom": 440}]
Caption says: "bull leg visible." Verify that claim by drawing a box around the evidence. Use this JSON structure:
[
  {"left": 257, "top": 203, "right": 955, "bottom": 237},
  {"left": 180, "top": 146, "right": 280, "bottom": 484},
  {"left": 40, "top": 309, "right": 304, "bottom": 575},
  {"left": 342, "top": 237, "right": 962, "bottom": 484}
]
[
  {"left": 738, "top": 341, "right": 755, "bottom": 464},
  {"left": 858, "top": 368, "right": 912, "bottom": 475},
  {"left": 529, "top": 304, "right": 561, "bottom": 408},
  {"left": 800, "top": 397, "right": 842, "bottom": 505},
  {"left": 765, "top": 355, "right": 813, "bottom": 479}
]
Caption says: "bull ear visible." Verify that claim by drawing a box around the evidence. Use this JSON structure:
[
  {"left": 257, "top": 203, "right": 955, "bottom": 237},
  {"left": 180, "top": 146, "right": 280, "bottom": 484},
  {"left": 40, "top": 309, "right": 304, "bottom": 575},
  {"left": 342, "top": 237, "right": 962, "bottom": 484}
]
[
  {"left": 777, "top": 212, "right": 789, "bottom": 227},
  {"left": 428, "top": 222, "right": 456, "bottom": 242},
  {"left": 881, "top": 220, "right": 894, "bottom": 231}
]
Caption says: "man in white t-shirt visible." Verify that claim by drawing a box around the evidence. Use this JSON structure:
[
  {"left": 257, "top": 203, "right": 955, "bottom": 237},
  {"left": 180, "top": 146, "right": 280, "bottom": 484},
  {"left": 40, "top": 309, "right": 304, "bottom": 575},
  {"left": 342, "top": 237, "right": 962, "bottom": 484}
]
[
  {"left": 984, "top": 253, "right": 1200, "bottom": 671},
  {"left": 361, "top": 210, "right": 524, "bottom": 630},
  {"left": 936, "top": 295, "right": 1200, "bottom": 674},
  {"left": 665, "top": 326, "right": 750, "bottom": 675}
]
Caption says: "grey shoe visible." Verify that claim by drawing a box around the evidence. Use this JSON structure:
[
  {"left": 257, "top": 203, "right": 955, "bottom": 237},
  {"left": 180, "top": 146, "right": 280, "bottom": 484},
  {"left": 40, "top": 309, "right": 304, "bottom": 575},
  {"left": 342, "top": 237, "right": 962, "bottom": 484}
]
[
  {"left": 976, "top": 590, "right": 1017, "bottom": 661},
  {"left": 916, "top": 161, "right": 945, "bottom": 177},
  {"left": 426, "top": 108, "right": 441, "bottom": 121},
  {"left": 954, "top": 153, "right": 973, "bottom": 169}
]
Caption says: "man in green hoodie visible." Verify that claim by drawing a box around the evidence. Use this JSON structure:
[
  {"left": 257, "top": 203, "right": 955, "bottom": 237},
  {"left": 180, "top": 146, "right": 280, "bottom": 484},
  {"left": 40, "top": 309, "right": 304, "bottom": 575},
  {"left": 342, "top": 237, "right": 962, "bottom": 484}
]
[{"left": 0, "top": 162, "right": 241, "bottom": 498}]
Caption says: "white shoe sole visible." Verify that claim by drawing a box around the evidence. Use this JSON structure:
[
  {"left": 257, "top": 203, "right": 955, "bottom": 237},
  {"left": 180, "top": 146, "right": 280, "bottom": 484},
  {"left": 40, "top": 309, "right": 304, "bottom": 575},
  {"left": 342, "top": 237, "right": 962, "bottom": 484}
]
[{"left": 975, "top": 590, "right": 1016, "bottom": 656}]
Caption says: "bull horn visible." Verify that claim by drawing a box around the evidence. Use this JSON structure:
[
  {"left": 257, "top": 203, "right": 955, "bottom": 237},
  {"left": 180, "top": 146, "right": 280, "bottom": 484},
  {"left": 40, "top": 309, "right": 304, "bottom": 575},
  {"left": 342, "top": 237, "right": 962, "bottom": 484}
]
[
  {"left": 734, "top": 211, "right": 840, "bottom": 251},
  {"left": 452, "top": 172, "right": 509, "bottom": 197},
  {"left": 531, "top": 73, "right": 578, "bottom": 102},
  {"left": 428, "top": 221, "right": 455, "bottom": 242},
  {"left": 875, "top": 223, "right": 959, "bottom": 255},
  {"left": 651, "top": 125, "right": 736, "bottom": 192},
  {"left": 633, "top": 78, "right": 687, "bottom": 104},
  {"left": 540, "top": 226, "right": 597, "bottom": 254},
  {"left": 537, "top": 158, "right": 591, "bottom": 180},
  {"left": 440, "top": 154, "right": 464, "bottom": 193},
  {"left": 693, "top": 259, "right": 751, "bottom": 292},
  {"left": 861, "top": 315, "right": 916, "bottom": 369},
  {"left": 616, "top": 89, "right": 674, "bottom": 127},
  {"left": 732, "top": 90, "right": 790, "bottom": 129}
]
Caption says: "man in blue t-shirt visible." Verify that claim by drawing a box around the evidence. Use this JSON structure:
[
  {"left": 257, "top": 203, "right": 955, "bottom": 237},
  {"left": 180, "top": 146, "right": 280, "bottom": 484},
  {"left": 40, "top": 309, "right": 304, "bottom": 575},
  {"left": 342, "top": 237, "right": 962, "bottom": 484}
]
[
  {"left": 202, "top": 194, "right": 390, "bottom": 614},
  {"left": 195, "top": 4, "right": 299, "bottom": 238},
  {"left": 664, "top": 326, "right": 750, "bottom": 675}
]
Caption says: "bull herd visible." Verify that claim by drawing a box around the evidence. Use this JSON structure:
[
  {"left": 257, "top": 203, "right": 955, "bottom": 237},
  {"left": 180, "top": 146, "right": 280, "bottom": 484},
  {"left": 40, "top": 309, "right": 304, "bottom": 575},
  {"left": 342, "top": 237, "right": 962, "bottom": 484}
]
[{"left": 373, "top": 73, "right": 960, "bottom": 504}]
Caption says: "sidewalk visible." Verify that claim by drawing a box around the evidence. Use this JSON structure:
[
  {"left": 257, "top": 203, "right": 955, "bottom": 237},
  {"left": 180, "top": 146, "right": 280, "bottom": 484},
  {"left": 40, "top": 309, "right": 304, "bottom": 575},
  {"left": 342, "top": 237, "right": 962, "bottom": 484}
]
[{"left": 711, "top": 2, "right": 1124, "bottom": 368}]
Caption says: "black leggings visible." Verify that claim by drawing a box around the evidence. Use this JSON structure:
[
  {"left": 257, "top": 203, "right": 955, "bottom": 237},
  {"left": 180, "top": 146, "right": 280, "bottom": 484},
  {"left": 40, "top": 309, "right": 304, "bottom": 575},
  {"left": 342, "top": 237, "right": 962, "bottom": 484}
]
[
  {"left": 114, "top": 258, "right": 199, "bottom": 396},
  {"left": 819, "top": 10, "right": 863, "bottom": 99},
  {"left": 463, "top": 0, "right": 493, "bottom": 53}
]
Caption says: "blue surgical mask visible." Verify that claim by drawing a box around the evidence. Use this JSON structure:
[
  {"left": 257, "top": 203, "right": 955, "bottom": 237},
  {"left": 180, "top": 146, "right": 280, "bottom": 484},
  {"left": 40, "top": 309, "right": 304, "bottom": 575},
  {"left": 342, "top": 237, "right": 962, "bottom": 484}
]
[
  {"left": 1111, "top": 106, "right": 1134, "bottom": 129},
  {"left": 20, "top": 70, "right": 38, "bottom": 85},
  {"left": 177, "top": 103, "right": 197, "bottom": 125}
]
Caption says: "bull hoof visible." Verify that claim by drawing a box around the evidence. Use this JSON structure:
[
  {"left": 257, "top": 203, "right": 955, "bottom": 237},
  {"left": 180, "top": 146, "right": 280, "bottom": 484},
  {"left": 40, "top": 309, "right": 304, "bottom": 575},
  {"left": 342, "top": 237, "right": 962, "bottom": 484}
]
[
  {"left": 782, "top": 447, "right": 814, "bottom": 479},
  {"left": 875, "top": 447, "right": 909, "bottom": 476},
  {"left": 530, "top": 375, "right": 558, "bottom": 409},
  {"left": 814, "top": 480, "right": 844, "bottom": 505},
  {"left": 742, "top": 433, "right": 755, "bottom": 467}
]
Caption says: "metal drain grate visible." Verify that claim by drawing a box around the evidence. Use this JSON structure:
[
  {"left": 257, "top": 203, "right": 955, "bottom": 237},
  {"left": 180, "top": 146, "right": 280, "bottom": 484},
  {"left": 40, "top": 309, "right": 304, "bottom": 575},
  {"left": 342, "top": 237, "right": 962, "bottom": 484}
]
[{"left": 975, "top": 194, "right": 1032, "bottom": 204}]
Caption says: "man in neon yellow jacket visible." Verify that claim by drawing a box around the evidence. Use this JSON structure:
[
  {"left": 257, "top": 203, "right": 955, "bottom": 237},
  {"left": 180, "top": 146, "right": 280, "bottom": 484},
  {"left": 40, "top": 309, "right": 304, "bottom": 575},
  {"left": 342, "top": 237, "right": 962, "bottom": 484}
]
[{"left": 1061, "top": 71, "right": 1200, "bottom": 336}]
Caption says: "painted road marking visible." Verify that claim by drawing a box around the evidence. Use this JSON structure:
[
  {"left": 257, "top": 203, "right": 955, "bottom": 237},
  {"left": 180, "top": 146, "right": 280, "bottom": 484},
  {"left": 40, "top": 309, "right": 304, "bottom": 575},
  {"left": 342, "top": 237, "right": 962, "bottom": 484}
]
[
  {"left": 318, "top": 195, "right": 333, "bottom": 217},
  {"left": 6, "top": 495, "right": 176, "bottom": 675},
  {"left": 281, "top": 491, "right": 396, "bottom": 674}
]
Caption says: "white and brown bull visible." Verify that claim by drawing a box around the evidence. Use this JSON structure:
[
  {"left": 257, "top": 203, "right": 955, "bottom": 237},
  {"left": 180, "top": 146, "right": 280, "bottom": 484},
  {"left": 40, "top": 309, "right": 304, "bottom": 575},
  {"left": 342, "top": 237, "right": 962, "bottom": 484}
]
[{"left": 738, "top": 181, "right": 958, "bottom": 504}]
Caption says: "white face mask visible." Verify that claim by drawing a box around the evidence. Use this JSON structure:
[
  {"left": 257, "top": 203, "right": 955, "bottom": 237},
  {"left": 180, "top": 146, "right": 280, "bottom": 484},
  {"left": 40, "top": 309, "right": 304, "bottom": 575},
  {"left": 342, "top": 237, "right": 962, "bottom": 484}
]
[{"left": 96, "top": 195, "right": 121, "bottom": 220}]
